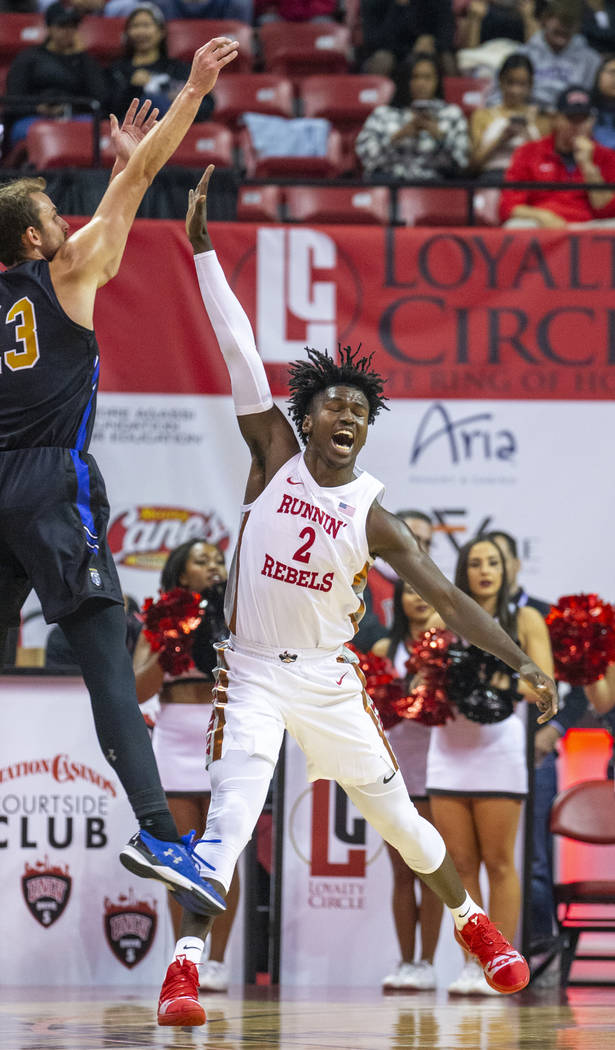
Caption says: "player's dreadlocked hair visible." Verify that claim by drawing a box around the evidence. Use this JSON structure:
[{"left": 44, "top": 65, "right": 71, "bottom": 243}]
[{"left": 287, "top": 344, "right": 388, "bottom": 444}]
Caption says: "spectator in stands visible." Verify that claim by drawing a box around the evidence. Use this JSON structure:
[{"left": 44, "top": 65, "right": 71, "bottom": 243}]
[
  {"left": 355, "top": 51, "right": 470, "bottom": 180},
  {"left": 581, "top": 0, "right": 615, "bottom": 53},
  {"left": 361, "top": 0, "right": 457, "bottom": 78},
  {"left": 5, "top": 3, "right": 108, "bottom": 149},
  {"left": 463, "top": 0, "right": 539, "bottom": 47},
  {"left": 37, "top": 0, "right": 106, "bottom": 13},
  {"left": 500, "top": 83, "right": 615, "bottom": 225},
  {"left": 522, "top": 0, "right": 601, "bottom": 110},
  {"left": 105, "top": 0, "right": 252, "bottom": 19},
  {"left": 470, "top": 52, "right": 551, "bottom": 178},
  {"left": 255, "top": 0, "right": 336, "bottom": 22},
  {"left": 591, "top": 53, "right": 615, "bottom": 148},
  {"left": 107, "top": 4, "right": 214, "bottom": 121},
  {"left": 372, "top": 580, "right": 443, "bottom": 992}
]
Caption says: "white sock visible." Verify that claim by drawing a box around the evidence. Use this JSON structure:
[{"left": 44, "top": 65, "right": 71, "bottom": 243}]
[
  {"left": 172, "top": 936, "right": 205, "bottom": 966},
  {"left": 449, "top": 893, "right": 484, "bottom": 930}
]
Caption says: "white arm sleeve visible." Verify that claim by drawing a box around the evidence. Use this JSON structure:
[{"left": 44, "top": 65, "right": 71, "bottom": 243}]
[{"left": 194, "top": 249, "right": 274, "bottom": 416}]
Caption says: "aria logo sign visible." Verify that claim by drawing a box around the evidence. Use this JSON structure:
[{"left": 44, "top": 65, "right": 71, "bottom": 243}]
[
  {"left": 409, "top": 402, "right": 517, "bottom": 467},
  {"left": 22, "top": 858, "right": 71, "bottom": 927},
  {"left": 104, "top": 890, "right": 157, "bottom": 968}
]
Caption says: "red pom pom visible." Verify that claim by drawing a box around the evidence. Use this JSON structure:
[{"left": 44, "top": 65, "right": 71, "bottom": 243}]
[
  {"left": 407, "top": 626, "right": 456, "bottom": 676},
  {"left": 546, "top": 593, "right": 615, "bottom": 686},
  {"left": 394, "top": 684, "right": 455, "bottom": 727},
  {"left": 142, "top": 588, "right": 205, "bottom": 676},
  {"left": 346, "top": 644, "right": 403, "bottom": 730}
]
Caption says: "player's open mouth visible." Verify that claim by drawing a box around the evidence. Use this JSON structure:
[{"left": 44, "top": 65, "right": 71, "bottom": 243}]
[{"left": 331, "top": 429, "right": 354, "bottom": 451}]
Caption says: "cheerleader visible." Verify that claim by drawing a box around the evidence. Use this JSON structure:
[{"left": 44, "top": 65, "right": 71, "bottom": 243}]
[{"left": 425, "top": 536, "right": 554, "bottom": 995}]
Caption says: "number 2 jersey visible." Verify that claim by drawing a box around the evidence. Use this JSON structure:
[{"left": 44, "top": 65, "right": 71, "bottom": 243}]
[
  {"left": 0, "top": 260, "right": 99, "bottom": 451},
  {"left": 224, "top": 450, "right": 385, "bottom": 652}
]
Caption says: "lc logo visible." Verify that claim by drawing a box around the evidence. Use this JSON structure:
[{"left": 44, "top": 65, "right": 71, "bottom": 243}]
[
  {"left": 310, "top": 781, "right": 366, "bottom": 878},
  {"left": 409, "top": 402, "right": 517, "bottom": 466},
  {"left": 257, "top": 228, "right": 337, "bottom": 363}
]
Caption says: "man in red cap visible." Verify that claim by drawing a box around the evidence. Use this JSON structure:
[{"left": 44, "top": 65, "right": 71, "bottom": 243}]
[{"left": 500, "top": 84, "right": 615, "bottom": 226}]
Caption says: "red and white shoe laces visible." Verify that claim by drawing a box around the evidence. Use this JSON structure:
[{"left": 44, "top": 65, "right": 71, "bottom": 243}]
[{"left": 454, "top": 914, "right": 530, "bottom": 994}]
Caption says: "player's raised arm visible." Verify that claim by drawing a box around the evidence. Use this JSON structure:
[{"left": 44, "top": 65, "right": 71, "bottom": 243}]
[
  {"left": 186, "top": 166, "right": 299, "bottom": 495},
  {"left": 51, "top": 37, "right": 239, "bottom": 324},
  {"left": 367, "top": 504, "right": 559, "bottom": 724}
]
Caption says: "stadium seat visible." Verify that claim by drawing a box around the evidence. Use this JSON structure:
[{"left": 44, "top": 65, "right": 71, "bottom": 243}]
[
  {"left": 167, "top": 20, "right": 253, "bottom": 72},
  {"left": 473, "top": 187, "right": 501, "bottom": 226},
  {"left": 549, "top": 780, "right": 615, "bottom": 986},
  {"left": 300, "top": 74, "right": 394, "bottom": 172},
  {"left": 239, "top": 125, "right": 343, "bottom": 178},
  {"left": 212, "top": 74, "right": 294, "bottom": 130},
  {"left": 443, "top": 75, "right": 491, "bottom": 115},
  {"left": 396, "top": 187, "right": 471, "bottom": 226},
  {"left": 259, "top": 22, "right": 350, "bottom": 80},
  {"left": 25, "top": 119, "right": 114, "bottom": 169},
  {"left": 285, "top": 186, "right": 390, "bottom": 224},
  {"left": 236, "top": 184, "right": 282, "bottom": 222},
  {"left": 167, "top": 122, "right": 234, "bottom": 167},
  {"left": 78, "top": 16, "right": 125, "bottom": 65},
  {"left": 0, "top": 14, "right": 45, "bottom": 66}
]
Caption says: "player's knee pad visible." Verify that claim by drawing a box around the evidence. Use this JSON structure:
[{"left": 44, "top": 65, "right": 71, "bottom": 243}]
[
  {"left": 344, "top": 775, "right": 446, "bottom": 876},
  {"left": 197, "top": 749, "right": 275, "bottom": 892}
]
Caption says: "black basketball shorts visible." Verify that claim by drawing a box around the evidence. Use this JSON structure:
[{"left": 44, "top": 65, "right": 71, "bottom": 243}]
[{"left": 0, "top": 447, "right": 123, "bottom": 627}]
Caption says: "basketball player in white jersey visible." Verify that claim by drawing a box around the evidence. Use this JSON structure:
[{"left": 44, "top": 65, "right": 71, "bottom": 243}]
[{"left": 156, "top": 167, "right": 559, "bottom": 1026}]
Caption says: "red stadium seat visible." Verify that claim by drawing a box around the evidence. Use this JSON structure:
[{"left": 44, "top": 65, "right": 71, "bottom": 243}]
[
  {"left": 300, "top": 74, "right": 394, "bottom": 172},
  {"left": 212, "top": 74, "right": 294, "bottom": 129},
  {"left": 166, "top": 20, "right": 253, "bottom": 72},
  {"left": 285, "top": 186, "right": 390, "bottom": 224},
  {"left": 0, "top": 14, "right": 45, "bottom": 65},
  {"left": 443, "top": 75, "right": 491, "bottom": 115},
  {"left": 236, "top": 184, "right": 282, "bottom": 222},
  {"left": 167, "top": 122, "right": 234, "bottom": 167},
  {"left": 25, "top": 119, "right": 115, "bottom": 169},
  {"left": 473, "top": 188, "right": 501, "bottom": 226},
  {"left": 396, "top": 187, "right": 471, "bottom": 226},
  {"left": 239, "top": 125, "right": 343, "bottom": 178},
  {"left": 78, "top": 16, "right": 125, "bottom": 65},
  {"left": 259, "top": 22, "right": 350, "bottom": 80}
]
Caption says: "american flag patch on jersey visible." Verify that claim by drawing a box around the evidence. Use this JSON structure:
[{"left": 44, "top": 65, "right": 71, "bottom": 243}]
[{"left": 338, "top": 501, "right": 355, "bottom": 517}]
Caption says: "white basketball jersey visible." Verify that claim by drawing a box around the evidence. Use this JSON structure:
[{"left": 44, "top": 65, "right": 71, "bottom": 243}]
[{"left": 224, "top": 451, "right": 385, "bottom": 651}]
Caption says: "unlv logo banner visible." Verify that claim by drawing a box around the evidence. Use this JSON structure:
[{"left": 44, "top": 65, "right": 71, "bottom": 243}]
[
  {"left": 22, "top": 859, "right": 71, "bottom": 927},
  {"left": 104, "top": 891, "right": 157, "bottom": 968}
]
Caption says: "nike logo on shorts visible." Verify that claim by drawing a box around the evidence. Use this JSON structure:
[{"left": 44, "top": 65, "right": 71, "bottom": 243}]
[
  {"left": 336, "top": 672, "right": 349, "bottom": 685},
  {"left": 383, "top": 770, "right": 396, "bottom": 783}
]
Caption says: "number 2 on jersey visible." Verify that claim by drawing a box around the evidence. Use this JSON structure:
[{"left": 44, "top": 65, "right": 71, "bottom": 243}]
[
  {"left": 1, "top": 297, "right": 40, "bottom": 373},
  {"left": 293, "top": 526, "right": 316, "bottom": 564}
]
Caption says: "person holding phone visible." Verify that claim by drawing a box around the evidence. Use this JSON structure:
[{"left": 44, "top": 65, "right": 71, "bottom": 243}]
[
  {"left": 355, "top": 51, "right": 470, "bottom": 180},
  {"left": 470, "top": 52, "right": 549, "bottom": 178}
]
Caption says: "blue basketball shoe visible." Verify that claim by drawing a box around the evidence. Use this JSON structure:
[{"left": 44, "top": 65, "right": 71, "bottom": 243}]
[{"left": 119, "top": 829, "right": 226, "bottom": 917}]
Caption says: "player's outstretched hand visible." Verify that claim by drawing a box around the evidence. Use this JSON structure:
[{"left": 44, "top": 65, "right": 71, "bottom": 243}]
[
  {"left": 110, "top": 98, "right": 159, "bottom": 171},
  {"left": 520, "top": 662, "right": 559, "bottom": 724},
  {"left": 188, "top": 37, "right": 239, "bottom": 98},
  {"left": 186, "top": 165, "right": 214, "bottom": 252}
]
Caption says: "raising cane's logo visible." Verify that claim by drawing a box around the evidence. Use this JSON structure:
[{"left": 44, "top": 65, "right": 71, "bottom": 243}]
[
  {"left": 22, "top": 858, "right": 72, "bottom": 927},
  {"left": 108, "top": 506, "right": 230, "bottom": 571},
  {"left": 104, "top": 890, "right": 157, "bottom": 968}
]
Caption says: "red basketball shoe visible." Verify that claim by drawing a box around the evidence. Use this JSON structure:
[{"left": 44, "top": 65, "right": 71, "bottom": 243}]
[
  {"left": 454, "top": 914, "right": 530, "bottom": 994},
  {"left": 157, "top": 957, "right": 206, "bottom": 1026}
]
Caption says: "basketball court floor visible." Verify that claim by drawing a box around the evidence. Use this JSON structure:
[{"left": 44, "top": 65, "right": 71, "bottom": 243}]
[{"left": 1, "top": 984, "right": 614, "bottom": 1050}]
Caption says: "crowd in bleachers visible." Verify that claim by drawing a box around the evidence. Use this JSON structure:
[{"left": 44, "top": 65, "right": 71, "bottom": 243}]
[{"left": 2, "top": 0, "right": 615, "bottom": 225}]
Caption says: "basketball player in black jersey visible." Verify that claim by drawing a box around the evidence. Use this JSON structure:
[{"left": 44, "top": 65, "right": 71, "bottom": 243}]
[{"left": 0, "top": 37, "right": 239, "bottom": 918}]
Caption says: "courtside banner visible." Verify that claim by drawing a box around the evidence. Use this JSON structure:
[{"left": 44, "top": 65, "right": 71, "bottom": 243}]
[{"left": 89, "top": 221, "right": 615, "bottom": 401}]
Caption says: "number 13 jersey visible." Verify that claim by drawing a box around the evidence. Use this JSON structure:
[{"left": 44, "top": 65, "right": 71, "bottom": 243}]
[{"left": 224, "top": 451, "right": 385, "bottom": 652}]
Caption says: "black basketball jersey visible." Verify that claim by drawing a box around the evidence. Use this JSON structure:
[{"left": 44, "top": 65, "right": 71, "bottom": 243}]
[{"left": 0, "top": 260, "right": 100, "bottom": 451}]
